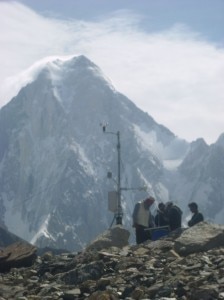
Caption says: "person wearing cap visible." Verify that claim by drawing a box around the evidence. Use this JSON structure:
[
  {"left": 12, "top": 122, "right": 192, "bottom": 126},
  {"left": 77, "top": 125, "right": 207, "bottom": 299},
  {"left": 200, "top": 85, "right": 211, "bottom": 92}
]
[
  {"left": 132, "top": 196, "right": 155, "bottom": 244},
  {"left": 188, "top": 202, "right": 204, "bottom": 227}
]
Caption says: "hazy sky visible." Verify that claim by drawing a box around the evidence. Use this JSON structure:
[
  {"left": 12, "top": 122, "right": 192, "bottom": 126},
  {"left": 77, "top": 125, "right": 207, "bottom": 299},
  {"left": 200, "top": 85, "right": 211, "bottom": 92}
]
[{"left": 1, "top": 0, "right": 224, "bottom": 144}]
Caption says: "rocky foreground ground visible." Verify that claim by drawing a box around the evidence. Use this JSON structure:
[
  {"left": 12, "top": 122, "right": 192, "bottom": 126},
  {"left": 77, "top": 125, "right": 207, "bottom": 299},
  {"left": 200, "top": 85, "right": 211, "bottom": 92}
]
[{"left": 0, "top": 222, "right": 224, "bottom": 300}]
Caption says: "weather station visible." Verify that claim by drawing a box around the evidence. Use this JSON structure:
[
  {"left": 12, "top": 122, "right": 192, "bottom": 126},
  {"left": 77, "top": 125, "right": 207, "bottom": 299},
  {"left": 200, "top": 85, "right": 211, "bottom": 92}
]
[{"left": 100, "top": 123, "right": 147, "bottom": 227}]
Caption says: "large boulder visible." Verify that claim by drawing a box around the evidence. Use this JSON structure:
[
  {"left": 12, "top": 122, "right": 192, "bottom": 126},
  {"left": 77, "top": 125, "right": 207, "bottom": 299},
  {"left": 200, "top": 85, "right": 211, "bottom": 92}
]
[
  {"left": 174, "top": 221, "right": 224, "bottom": 255},
  {"left": 86, "top": 225, "right": 130, "bottom": 251},
  {"left": 0, "top": 241, "right": 37, "bottom": 272}
]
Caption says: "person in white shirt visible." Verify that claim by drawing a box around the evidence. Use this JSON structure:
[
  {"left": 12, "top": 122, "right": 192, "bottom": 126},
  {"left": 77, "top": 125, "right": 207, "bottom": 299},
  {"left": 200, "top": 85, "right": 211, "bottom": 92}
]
[{"left": 132, "top": 196, "right": 155, "bottom": 244}]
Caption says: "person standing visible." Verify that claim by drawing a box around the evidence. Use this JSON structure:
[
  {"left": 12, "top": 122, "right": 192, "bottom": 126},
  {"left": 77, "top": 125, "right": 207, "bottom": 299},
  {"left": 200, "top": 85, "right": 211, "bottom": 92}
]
[
  {"left": 132, "top": 196, "right": 155, "bottom": 244},
  {"left": 188, "top": 202, "right": 204, "bottom": 227},
  {"left": 155, "top": 202, "right": 169, "bottom": 227},
  {"left": 165, "top": 202, "right": 182, "bottom": 231}
]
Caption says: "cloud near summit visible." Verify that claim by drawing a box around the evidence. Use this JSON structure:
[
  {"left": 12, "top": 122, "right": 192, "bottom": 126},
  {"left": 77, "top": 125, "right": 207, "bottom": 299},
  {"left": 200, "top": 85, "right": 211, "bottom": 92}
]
[{"left": 1, "top": 1, "right": 224, "bottom": 144}]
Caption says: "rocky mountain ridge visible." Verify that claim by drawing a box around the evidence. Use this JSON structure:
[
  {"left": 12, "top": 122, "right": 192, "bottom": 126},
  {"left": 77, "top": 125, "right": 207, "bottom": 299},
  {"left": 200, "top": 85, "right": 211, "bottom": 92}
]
[{"left": 0, "top": 221, "right": 224, "bottom": 300}]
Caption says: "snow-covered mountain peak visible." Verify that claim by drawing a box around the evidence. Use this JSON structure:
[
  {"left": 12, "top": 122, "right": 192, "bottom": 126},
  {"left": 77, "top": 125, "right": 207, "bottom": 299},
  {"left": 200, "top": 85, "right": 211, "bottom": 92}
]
[
  {"left": 63, "top": 55, "right": 98, "bottom": 69},
  {"left": 32, "top": 55, "right": 116, "bottom": 111},
  {"left": 39, "top": 55, "right": 113, "bottom": 87},
  {"left": 1, "top": 55, "right": 115, "bottom": 110}
]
